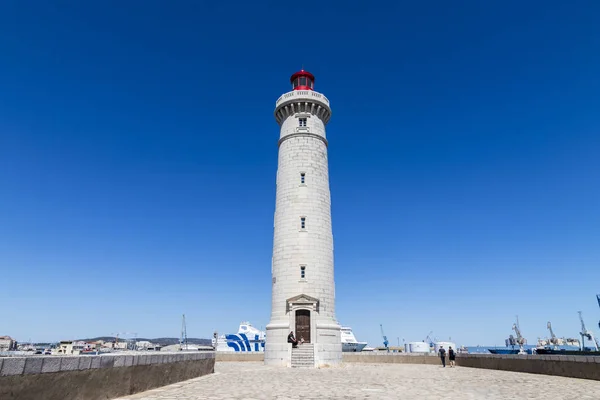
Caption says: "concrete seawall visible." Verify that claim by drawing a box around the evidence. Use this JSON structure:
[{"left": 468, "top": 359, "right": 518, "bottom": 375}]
[
  {"left": 457, "top": 353, "right": 600, "bottom": 381},
  {"left": 0, "top": 352, "right": 215, "bottom": 400}
]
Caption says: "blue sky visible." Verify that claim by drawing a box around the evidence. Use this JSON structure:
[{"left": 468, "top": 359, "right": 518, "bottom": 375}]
[{"left": 1, "top": 0, "right": 599, "bottom": 347}]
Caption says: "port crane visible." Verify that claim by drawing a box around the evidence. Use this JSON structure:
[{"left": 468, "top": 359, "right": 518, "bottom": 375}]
[
  {"left": 425, "top": 331, "right": 436, "bottom": 348},
  {"left": 546, "top": 322, "right": 559, "bottom": 349},
  {"left": 511, "top": 316, "right": 527, "bottom": 354},
  {"left": 597, "top": 294, "right": 600, "bottom": 330},
  {"left": 110, "top": 332, "right": 138, "bottom": 350},
  {"left": 380, "top": 324, "right": 389, "bottom": 352},
  {"left": 578, "top": 311, "right": 599, "bottom": 352}
]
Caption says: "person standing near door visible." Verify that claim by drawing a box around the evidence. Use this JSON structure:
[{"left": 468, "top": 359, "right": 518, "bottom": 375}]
[{"left": 438, "top": 345, "right": 446, "bottom": 367}]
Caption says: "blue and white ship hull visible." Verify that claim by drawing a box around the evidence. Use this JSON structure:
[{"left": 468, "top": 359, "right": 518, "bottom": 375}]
[{"left": 214, "top": 322, "right": 265, "bottom": 352}]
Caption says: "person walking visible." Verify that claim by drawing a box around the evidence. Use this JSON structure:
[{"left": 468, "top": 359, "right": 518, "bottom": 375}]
[
  {"left": 438, "top": 345, "right": 446, "bottom": 367},
  {"left": 448, "top": 346, "right": 456, "bottom": 367}
]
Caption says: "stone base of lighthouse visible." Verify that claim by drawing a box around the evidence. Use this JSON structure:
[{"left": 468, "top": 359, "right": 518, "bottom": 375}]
[{"left": 264, "top": 295, "right": 342, "bottom": 368}]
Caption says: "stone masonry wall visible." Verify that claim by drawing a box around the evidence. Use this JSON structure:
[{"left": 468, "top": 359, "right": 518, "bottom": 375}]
[
  {"left": 0, "top": 352, "right": 215, "bottom": 400},
  {"left": 343, "top": 353, "right": 441, "bottom": 365},
  {"left": 342, "top": 352, "right": 600, "bottom": 381},
  {"left": 216, "top": 353, "right": 265, "bottom": 362},
  {"left": 217, "top": 352, "right": 600, "bottom": 380},
  {"left": 457, "top": 353, "right": 600, "bottom": 381},
  {"left": 270, "top": 135, "right": 334, "bottom": 322}
]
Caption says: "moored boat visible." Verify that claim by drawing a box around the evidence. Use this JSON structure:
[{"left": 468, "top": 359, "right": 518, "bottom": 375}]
[
  {"left": 489, "top": 317, "right": 529, "bottom": 355},
  {"left": 534, "top": 348, "right": 600, "bottom": 356},
  {"left": 488, "top": 348, "right": 520, "bottom": 355},
  {"left": 340, "top": 326, "right": 367, "bottom": 352}
]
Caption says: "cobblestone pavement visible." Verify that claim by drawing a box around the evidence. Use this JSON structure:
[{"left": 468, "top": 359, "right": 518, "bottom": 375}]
[{"left": 117, "top": 362, "right": 600, "bottom": 400}]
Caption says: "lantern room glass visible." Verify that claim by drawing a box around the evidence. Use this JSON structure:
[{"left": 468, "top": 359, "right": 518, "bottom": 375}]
[{"left": 291, "top": 73, "right": 315, "bottom": 90}]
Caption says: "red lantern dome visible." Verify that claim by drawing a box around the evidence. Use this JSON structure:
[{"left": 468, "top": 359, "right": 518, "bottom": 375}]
[{"left": 290, "top": 69, "right": 315, "bottom": 91}]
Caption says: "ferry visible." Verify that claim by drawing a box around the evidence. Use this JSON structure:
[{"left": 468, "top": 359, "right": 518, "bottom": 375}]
[
  {"left": 213, "top": 322, "right": 265, "bottom": 352},
  {"left": 340, "top": 326, "right": 368, "bottom": 352}
]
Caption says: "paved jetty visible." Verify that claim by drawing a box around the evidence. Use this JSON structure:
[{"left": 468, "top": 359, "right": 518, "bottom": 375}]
[{"left": 116, "top": 362, "right": 600, "bottom": 399}]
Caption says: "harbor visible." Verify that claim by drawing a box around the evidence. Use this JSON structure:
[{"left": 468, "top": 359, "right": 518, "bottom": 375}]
[{"left": 3, "top": 294, "right": 599, "bottom": 360}]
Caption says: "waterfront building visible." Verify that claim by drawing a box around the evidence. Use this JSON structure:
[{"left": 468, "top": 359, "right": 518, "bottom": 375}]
[
  {"left": 136, "top": 340, "right": 162, "bottom": 351},
  {"left": 52, "top": 340, "right": 84, "bottom": 355},
  {"left": 0, "top": 335, "right": 17, "bottom": 351},
  {"left": 265, "top": 70, "right": 342, "bottom": 367}
]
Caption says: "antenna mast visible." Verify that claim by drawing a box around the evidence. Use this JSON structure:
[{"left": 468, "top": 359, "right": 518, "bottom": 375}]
[{"left": 180, "top": 314, "right": 188, "bottom": 351}]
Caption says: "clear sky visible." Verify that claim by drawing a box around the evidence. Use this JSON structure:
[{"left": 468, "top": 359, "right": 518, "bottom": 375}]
[{"left": 1, "top": 1, "right": 599, "bottom": 347}]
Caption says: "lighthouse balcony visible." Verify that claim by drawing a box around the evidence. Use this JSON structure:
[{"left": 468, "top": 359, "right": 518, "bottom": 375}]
[
  {"left": 276, "top": 90, "right": 329, "bottom": 108},
  {"left": 274, "top": 90, "right": 331, "bottom": 126}
]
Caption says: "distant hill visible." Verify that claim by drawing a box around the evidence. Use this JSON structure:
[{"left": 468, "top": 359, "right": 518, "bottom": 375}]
[{"left": 79, "top": 337, "right": 212, "bottom": 346}]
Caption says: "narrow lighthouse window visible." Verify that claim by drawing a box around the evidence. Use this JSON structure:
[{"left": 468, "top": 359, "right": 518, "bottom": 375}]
[
  {"left": 299, "top": 118, "right": 307, "bottom": 127},
  {"left": 300, "top": 172, "right": 305, "bottom": 184},
  {"left": 300, "top": 266, "right": 306, "bottom": 279},
  {"left": 300, "top": 217, "right": 306, "bottom": 230}
]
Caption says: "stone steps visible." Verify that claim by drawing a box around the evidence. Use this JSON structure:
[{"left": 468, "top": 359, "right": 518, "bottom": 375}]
[{"left": 291, "top": 344, "right": 314, "bottom": 368}]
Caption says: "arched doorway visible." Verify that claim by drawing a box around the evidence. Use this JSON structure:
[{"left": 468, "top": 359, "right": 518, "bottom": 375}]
[{"left": 295, "top": 310, "right": 311, "bottom": 343}]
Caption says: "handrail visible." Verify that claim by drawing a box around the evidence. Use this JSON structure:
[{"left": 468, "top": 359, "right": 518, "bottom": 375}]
[{"left": 276, "top": 90, "right": 329, "bottom": 107}]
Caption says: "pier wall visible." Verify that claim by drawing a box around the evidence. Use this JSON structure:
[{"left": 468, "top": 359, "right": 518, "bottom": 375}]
[
  {"left": 213, "top": 351, "right": 600, "bottom": 381},
  {"left": 0, "top": 351, "right": 215, "bottom": 400},
  {"left": 216, "top": 352, "right": 265, "bottom": 362},
  {"left": 341, "top": 352, "right": 600, "bottom": 381},
  {"left": 456, "top": 353, "right": 600, "bottom": 381},
  {"left": 343, "top": 352, "right": 440, "bottom": 365},
  {"left": 212, "top": 352, "right": 438, "bottom": 364}
]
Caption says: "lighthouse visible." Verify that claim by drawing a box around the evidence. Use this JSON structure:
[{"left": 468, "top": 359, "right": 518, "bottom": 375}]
[{"left": 265, "top": 70, "right": 342, "bottom": 367}]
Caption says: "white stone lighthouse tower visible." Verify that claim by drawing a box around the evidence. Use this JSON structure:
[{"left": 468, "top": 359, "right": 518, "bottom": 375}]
[{"left": 265, "top": 70, "right": 342, "bottom": 367}]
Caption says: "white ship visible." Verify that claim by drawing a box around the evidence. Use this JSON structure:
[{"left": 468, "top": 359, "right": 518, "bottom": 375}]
[
  {"left": 214, "top": 322, "right": 368, "bottom": 353},
  {"left": 213, "top": 322, "right": 265, "bottom": 352},
  {"left": 341, "top": 326, "right": 368, "bottom": 352}
]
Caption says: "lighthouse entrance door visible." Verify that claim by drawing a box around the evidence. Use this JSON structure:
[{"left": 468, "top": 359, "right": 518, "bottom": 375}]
[{"left": 295, "top": 310, "right": 311, "bottom": 343}]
